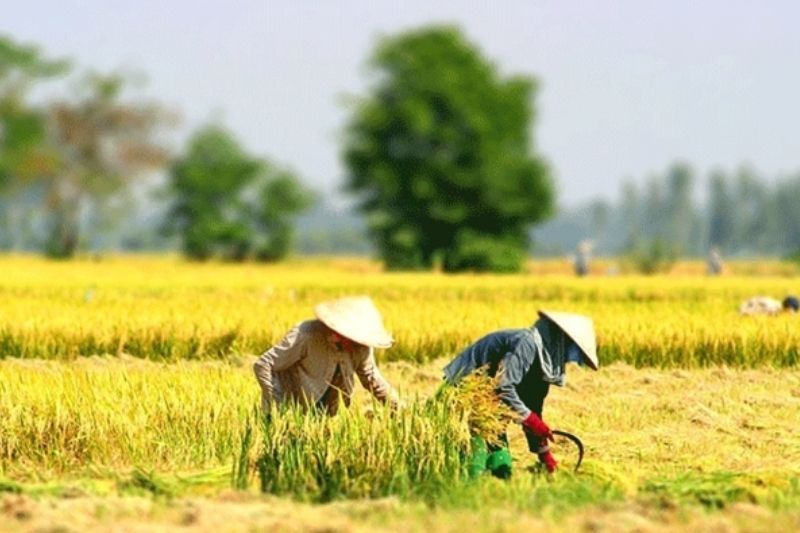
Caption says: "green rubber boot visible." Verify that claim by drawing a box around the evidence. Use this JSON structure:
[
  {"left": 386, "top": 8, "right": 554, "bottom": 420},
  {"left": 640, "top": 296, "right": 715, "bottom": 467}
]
[
  {"left": 468, "top": 435, "right": 489, "bottom": 479},
  {"left": 486, "top": 446, "right": 513, "bottom": 479}
]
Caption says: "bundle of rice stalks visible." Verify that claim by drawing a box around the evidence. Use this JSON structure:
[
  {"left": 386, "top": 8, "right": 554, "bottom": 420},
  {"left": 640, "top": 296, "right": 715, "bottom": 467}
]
[{"left": 444, "top": 370, "right": 517, "bottom": 447}]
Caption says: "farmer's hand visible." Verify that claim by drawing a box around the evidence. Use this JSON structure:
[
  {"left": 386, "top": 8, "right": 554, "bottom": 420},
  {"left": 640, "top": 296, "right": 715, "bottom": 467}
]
[
  {"left": 386, "top": 396, "right": 406, "bottom": 415},
  {"left": 522, "top": 412, "right": 554, "bottom": 442},
  {"left": 538, "top": 449, "right": 558, "bottom": 473}
]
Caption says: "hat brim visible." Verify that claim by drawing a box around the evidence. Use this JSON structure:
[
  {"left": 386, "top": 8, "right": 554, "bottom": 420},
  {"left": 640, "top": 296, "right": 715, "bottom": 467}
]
[
  {"left": 314, "top": 297, "right": 394, "bottom": 349},
  {"left": 538, "top": 310, "right": 599, "bottom": 370}
]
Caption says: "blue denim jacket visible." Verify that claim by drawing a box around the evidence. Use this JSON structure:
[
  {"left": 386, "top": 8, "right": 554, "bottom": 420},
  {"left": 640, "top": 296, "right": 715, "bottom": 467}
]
[{"left": 443, "top": 318, "right": 574, "bottom": 421}]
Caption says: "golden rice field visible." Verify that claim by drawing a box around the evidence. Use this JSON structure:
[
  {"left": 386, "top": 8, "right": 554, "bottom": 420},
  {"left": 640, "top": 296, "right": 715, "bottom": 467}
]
[
  {"left": 1, "top": 256, "right": 800, "bottom": 532},
  {"left": 1, "top": 256, "right": 799, "bottom": 366}
]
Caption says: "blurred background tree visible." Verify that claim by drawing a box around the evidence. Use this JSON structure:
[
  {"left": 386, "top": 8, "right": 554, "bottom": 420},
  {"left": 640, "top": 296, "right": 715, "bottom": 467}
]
[
  {"left": 707, "top": 171, "right": 734, "bottom": 253},
  {"left": 252, "top": 171, "right": 314, "bottom": 261},
  {"left": 164, "top": 125, "right": 312, "bottom": 261},
  {"left": 664, "top": 163, "right": 693, "bottom": 256},
  {"left": 43, "top": 73, "right": 173, "bottom": 258},
  {"left": 0, "top": 36, "right": 68, "bottom": 250},
  {"left": 534, "top": 163, "right": 800, "bottom": 264},
  {"left": 773, "top": 178, "right": 800, "bottom": 255},
  {"left": 343, "top": 25, "right": 553, "bottom": 272}
]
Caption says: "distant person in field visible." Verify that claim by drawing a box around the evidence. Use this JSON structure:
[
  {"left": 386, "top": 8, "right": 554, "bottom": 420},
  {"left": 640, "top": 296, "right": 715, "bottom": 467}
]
[
  {"left": 443, "top": 310, "right": 598, "bottom": 478},
  {"left": 573, "top": 240, "right": 593, "bottom": 277},
  {"left": 253, "top": 296, "right": 399, "bottom": 415},
  {"left": 739, "top": 295, "right": 799, "bottom": 316},
  {"left": 707, "top": 247, "right": 724, "bottom": 275}
]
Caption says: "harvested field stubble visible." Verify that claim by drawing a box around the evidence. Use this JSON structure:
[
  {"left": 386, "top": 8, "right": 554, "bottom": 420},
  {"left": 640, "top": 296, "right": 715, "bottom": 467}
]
[{"left": 2, "top": 359, "right": 799, "bottom": 507}]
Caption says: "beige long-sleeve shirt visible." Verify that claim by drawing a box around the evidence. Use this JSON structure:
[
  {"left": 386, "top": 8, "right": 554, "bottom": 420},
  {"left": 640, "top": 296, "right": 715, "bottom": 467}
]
[{"left": 252, "top": 319, "right": 398, "bottom": 414}]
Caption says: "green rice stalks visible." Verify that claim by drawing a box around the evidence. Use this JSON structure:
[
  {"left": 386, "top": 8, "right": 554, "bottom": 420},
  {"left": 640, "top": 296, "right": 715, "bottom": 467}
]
[{"left": 255, "top": 397, "right": 473, "bottom": 501}]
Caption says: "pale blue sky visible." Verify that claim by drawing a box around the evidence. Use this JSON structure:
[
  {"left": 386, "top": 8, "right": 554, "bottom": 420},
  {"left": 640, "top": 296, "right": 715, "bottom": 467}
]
[{"left": 4, "top": 1, "right": 800, "bottom": 206}]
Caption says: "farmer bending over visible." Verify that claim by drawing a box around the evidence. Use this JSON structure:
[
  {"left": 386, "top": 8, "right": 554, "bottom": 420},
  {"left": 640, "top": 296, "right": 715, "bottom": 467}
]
[
  {"left": 444, "top": 310, "right": 598, "bottom": 478},
  {"left": 253, "top": 296, "right": 399, "bottom": 415}
]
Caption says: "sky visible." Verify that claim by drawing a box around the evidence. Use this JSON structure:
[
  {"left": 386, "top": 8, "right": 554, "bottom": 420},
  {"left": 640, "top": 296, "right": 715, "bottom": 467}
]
[{"left": 4, "top": 1, "right": 800, "bottom": 207}]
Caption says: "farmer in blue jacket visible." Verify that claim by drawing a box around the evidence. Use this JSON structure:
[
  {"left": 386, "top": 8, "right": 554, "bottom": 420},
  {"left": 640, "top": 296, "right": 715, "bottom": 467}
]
[{"left": 444, "top": 310, "right": 598, "bottom": 478}]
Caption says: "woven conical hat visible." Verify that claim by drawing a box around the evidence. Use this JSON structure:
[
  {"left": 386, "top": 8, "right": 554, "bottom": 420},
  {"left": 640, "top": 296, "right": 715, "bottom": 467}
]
[
  {"left": 314, "top": 296, "right": 393, "bottom": 349},
  {"left": 538, "top": 310, "right": 598, "bottom": 370}
]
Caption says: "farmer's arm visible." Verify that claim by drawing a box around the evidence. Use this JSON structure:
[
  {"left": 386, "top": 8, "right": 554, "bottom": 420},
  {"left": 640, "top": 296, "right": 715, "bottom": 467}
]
[
  {"left": 524, "top": 427, "right": 548, "bottom": 452},
  {"left": 496, "top": 340, "right": 556, "bottom": 442},
  {"left": 252, "top": 325, "right": 305, "bottom": 405},
  {"left": 356, "top": 348, "right": 399, "bottom": 406},
  {"left": 494, "top": 346, "right": 536, "bottom": 421},
  {"left": 499, "top": 339, "right": 558, "bottom": 472}
]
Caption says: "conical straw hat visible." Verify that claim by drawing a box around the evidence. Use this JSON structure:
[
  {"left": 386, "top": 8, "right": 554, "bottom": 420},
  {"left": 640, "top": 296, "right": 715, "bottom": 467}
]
[
  {"left": 314, "top": 296, "right": 393, "bottom": 349},
  {"left": 538, "top": 310, "right": 598, "bottom": 370}
]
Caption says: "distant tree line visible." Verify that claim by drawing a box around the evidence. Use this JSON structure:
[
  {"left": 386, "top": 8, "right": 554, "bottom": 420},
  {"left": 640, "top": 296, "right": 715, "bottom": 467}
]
[
  {"left": 8, "top": 28, "right": 798, "bottom": 270},
  {"left": 534, "top": 162, "right": 800, "bottom": 259}
]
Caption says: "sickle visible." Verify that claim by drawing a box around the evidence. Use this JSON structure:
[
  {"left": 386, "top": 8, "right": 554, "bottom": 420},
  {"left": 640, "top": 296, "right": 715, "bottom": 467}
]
[{"left": 551, "top": 429, "right": 584, "bottom": 473}]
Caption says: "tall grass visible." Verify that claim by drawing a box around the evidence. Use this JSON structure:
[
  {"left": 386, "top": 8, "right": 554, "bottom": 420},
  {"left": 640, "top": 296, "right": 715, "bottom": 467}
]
[{"left": 254, "top": 399, "right": 470, "bottom": 501}]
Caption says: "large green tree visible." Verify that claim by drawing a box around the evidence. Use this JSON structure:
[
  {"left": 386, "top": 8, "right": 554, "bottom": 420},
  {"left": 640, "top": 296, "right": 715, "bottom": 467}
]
[
  {"left": 343, "top": 26, "right": 553, "bottom": 272},
  {"left": 165, "top": 125, "right": 313, "bottom": 261}
]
